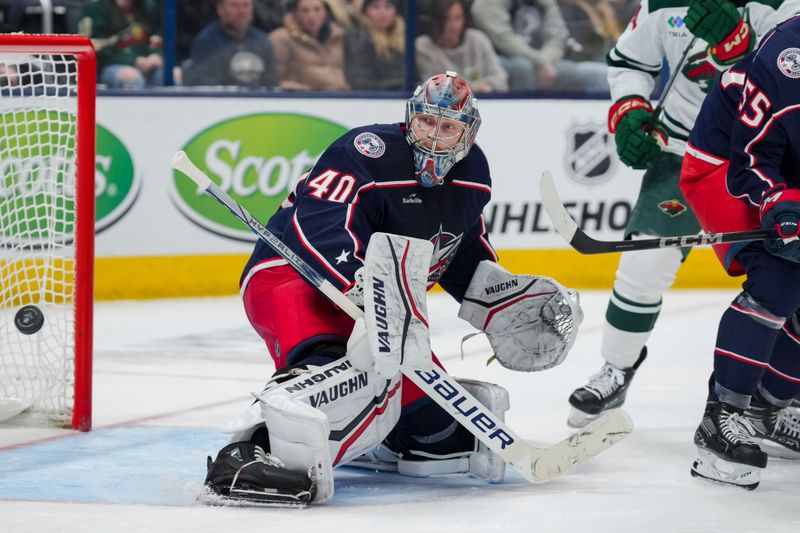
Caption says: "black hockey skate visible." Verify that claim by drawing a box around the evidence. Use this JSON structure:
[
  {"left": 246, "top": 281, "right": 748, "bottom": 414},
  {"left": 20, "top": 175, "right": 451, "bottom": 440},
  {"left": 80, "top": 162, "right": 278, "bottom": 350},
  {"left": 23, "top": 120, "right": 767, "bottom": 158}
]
[
  {"left": 744, "top": 399, "right": 800, "bottom": 459},
  {"left": 690, "top": 401, "right": 768, "bottom": 490},
  {"left": 199, "top": 441, "right": 315, "bottom": 508},
  {"left": 789, "top": 396, "right": 800, "bottom": 416},
  {"left": 567, "top": 347, "right": 647, "bottom": 428}
]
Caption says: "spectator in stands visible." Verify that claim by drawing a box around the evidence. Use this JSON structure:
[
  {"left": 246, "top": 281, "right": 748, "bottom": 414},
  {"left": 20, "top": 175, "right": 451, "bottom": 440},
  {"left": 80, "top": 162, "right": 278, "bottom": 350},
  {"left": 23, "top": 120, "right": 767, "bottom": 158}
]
[
  {"left": 324, "top": 0, "right": 357, "bottom": 29},
  {"left": 177, "top": 1, "right": 218, "bottom": 64},
  {"left": 560, "top": 0, "right": 622, "bottom": 63},
  {"left": 416, "top": 0, "right": 508, "bottom": 92},
  {"left": 78, "top": 0, "right": 163, "bottom": 89},
  {"left": 470, "top": 0, "right": 608, "bottom": 92},
  {"left": 344, "top": 0, "right": 405, "bottom": 90},
  {"left": 270, "top": 0, "right": 349, "bottom": 91},
  {"left": 252, "top": 0, "right": 291, "bottom": 33},
  {"left": 183, "top": 0, "right": 279, "bottom": 88}
]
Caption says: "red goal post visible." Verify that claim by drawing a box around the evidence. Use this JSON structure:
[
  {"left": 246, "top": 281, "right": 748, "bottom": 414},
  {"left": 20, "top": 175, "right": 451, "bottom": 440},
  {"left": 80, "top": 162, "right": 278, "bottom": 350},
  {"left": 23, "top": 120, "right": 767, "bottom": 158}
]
[{"left": 0, "top": 34, "right": 95, "bottom": 431}]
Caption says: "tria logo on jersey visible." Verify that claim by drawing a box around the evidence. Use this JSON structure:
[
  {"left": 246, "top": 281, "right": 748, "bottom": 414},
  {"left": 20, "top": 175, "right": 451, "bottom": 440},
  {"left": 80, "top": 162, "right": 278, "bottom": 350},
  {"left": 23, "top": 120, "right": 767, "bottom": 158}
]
[{"left": 667, "top": 16, "right": 684, "bottom": 28}]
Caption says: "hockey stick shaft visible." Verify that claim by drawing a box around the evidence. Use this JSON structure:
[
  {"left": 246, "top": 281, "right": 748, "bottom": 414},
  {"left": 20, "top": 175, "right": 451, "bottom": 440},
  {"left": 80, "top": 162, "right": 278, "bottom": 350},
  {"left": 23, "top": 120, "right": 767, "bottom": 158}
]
[
  {"left": 173, "top": 151, "right": 632, "bottom": 483},
  {"left": 539, "top": 170, "right": 771, "bottom": 254},
  {"left": 648, "top": 36, "right": 698, "bottom": 129},
  {"left": 173, "top": 151, "right": 363, "bottom": 319}
]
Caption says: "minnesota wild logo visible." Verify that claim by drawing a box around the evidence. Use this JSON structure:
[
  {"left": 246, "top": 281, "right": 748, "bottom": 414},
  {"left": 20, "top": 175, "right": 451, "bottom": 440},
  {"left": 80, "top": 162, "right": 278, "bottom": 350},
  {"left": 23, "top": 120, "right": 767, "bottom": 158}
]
[
  {"left": 682, "top": 50, "right": 719, "bottom": 94},
  {"left": 658, "top": 199, "right": 687, "bottom": 217}
]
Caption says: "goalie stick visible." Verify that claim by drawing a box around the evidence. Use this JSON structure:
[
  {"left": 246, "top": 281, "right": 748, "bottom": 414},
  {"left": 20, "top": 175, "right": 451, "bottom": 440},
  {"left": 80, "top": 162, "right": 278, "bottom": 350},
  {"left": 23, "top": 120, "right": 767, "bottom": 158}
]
[
  {"left": 172, "top": 151, "right": 632, "bottom": 483},
  {"left": 539, "top": 171, "right": 771, "bottom": 254}
]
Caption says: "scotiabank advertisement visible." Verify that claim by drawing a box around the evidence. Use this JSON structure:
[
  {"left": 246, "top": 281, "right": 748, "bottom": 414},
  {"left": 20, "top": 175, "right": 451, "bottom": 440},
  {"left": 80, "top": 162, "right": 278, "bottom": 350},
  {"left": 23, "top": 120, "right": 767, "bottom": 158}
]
[{"left": 93, "top": 95, "right": 640, "bottom": 257}]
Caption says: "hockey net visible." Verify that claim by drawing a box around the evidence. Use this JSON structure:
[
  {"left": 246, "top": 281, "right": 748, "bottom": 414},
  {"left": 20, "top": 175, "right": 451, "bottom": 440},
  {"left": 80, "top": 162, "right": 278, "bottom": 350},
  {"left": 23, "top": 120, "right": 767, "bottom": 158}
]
[{"left": 0, "top": 35, "right": 95, "bottom": 431}]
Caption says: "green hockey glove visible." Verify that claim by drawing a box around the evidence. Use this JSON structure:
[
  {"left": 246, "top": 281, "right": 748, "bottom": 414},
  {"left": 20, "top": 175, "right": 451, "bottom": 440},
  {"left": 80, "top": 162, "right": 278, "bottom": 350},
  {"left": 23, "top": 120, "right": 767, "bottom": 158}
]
[
  {"left": 685, "top": 0, "right": 742, "bottom": 45},
  {"left": 608, "top": 96, "right": 667, "bottom": 170}
]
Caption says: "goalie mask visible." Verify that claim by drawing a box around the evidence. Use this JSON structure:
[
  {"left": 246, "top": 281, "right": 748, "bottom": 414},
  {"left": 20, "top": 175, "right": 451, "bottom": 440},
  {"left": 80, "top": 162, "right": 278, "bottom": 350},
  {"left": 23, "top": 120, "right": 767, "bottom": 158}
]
[{"left": 405, "top": 71, "right": 481, "bottom": 187}]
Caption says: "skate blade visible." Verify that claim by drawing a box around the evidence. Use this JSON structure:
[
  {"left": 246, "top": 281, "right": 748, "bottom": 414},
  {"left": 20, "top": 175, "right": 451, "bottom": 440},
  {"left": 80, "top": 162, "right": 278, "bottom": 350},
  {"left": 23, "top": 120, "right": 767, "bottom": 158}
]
[
  {"left": 690, "top": 448, "right": 761, "bottom": 490},
  {"left": 756, "top": 439, "right": 800, "bottom": 461},
  {"left": 567, "top": 407, "right": 600, "bottom": 429},
  {"left": 197, "top": 486, "right": 311, "bottom": 508}
]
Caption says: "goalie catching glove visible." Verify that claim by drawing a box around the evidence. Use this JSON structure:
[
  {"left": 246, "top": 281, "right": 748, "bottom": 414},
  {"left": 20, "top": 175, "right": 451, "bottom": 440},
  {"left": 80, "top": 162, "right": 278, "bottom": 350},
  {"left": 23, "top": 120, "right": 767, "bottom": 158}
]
[{"left": 458, "top": 261, "right": 583, "bottom": 372}]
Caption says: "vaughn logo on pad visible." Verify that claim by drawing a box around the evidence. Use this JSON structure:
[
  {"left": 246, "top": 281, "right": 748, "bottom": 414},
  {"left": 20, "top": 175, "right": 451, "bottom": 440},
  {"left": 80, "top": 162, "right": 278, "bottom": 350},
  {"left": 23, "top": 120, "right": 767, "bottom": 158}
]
[{"left": 171, "top": 113, "right": 347, "bottom": 241}]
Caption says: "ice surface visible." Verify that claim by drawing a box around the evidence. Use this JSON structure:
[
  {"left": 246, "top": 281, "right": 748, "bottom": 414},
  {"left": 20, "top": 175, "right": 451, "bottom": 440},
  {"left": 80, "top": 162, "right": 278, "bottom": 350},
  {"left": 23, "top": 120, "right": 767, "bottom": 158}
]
[{"left": 1, "top": 291, "right": 797, "bottom": 532}]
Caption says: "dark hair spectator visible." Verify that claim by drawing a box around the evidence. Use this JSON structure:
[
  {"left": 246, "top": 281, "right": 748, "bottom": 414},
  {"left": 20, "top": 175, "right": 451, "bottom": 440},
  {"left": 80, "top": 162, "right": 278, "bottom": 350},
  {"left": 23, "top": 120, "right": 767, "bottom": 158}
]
[
  {"left": 183, "top": 0, "right": 279, "bottom": 88},
  {"left": 416, "top": 0, "right": 508, "bottom": 92},
  {"left": 252, "top": 0, "right": 291, "bottom": 33},
  {"left": 470, "top": 0, "right": 608, "bottom": 92},
  {"left": 78, "top": 0, "right": 164, "bottom": 89},
  {"left": 344, "top": 0, "right": 406, "bottom": 90},
  {"left": 270, "top": 0, "right": 349, "bottom": 91}
]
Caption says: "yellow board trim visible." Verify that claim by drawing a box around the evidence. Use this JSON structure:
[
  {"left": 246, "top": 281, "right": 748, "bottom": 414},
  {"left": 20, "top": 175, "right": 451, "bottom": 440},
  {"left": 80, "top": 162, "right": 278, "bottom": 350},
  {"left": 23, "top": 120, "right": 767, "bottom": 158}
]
[{"left": 95, "top": 248, "right": 742, "bottom": 300}]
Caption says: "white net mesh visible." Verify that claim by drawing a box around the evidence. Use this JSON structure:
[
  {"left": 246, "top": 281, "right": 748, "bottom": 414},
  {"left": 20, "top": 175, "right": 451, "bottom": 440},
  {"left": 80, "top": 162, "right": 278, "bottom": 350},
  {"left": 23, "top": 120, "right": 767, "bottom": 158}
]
[{"left": 0, "top": 52, "right": 79, "bottom": 426}]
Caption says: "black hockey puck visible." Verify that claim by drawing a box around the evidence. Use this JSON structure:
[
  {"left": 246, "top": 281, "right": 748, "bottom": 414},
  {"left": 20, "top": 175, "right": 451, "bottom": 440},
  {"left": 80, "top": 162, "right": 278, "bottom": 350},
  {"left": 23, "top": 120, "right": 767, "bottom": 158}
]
[{"left": 14, "top": 305, "right": 44, "bottom": 335}]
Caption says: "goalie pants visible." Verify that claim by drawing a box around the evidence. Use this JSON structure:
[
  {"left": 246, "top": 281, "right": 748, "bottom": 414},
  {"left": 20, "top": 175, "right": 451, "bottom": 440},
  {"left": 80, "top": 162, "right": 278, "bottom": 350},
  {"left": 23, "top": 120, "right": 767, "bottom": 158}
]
[{"left": 241, "top": 264, "right": 475, "bottom": 459}]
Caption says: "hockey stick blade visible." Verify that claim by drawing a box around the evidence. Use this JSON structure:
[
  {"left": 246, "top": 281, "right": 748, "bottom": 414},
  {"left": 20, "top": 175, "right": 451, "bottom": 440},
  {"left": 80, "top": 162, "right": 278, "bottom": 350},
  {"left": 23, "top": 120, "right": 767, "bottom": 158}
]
[
  {"left": 539, "top": 171, "right": 771, "bottom": 254},
  {"left": 531, "top": 408, "right": 632, "bottom": 482}
]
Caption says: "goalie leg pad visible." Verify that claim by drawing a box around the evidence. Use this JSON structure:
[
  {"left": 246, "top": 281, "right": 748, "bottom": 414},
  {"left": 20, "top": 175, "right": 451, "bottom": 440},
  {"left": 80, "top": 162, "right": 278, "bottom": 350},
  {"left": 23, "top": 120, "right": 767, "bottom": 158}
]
[
  {"left": 459, "top": 260, "right": 583, "bottom": 371},
  {"left": 353, "top": 232, "right": 435, "bottom": 379},
  {"left": 261, "top": 369, "right": 402, "bottom": 503},
  {"left": 217, "top": 356, "right": 402, "bottom": 504},
  {"left": 260, "top": 393, "right": 335, "bottom": 503},
  {"left": 352, "top": 378, "right": 510, "bottom": 483}
]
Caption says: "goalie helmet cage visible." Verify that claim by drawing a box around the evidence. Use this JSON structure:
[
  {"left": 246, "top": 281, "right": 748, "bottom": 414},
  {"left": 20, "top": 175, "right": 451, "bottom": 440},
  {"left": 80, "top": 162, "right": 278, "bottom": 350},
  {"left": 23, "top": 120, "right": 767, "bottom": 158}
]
[{"left": 0, "top": 34, "right": 95, "bottom": 431}]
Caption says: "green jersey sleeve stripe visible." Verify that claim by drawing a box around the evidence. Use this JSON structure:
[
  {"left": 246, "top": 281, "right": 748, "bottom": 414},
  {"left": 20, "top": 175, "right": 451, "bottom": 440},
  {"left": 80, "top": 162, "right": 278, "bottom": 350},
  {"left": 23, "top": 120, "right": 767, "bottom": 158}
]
[
  {"left": 662, "top": 109, "right": 692, "bottom": 137},
  {"left": 607, "top": 48, "right": 662, "bottom": 72}
]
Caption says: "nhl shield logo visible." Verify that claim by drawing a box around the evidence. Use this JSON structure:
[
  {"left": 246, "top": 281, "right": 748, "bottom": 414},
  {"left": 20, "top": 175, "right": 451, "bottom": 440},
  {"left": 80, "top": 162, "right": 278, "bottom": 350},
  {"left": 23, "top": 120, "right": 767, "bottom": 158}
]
[
  {"left": 354, "top": 132, "right": 386, "bottom": 158},
  {"left": 658, "top": 199, "right": 687, "bottom": 217},
  {"left": 565, "top": 123, "right": 615, "bottom": 185}
]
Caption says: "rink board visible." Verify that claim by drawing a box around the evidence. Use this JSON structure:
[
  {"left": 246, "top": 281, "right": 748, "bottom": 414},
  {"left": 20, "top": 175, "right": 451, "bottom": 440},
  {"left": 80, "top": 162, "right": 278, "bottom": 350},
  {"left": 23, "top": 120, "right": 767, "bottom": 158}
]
[{"left": 81, "top": 95, "right": 739, "bottom": 298}]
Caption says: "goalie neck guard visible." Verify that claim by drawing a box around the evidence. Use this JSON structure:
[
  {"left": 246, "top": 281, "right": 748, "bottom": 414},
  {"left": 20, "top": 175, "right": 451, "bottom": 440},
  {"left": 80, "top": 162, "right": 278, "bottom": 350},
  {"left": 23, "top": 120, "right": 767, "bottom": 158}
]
[{"left": 405, "top": 71, "right": 481, "bottom": 187}]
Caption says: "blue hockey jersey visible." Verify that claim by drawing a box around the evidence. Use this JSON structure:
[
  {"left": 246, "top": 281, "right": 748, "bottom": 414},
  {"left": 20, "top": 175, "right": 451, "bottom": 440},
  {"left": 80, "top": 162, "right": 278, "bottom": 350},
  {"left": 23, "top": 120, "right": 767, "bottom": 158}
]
[
  {"left": 728, "top": 15, "right": 800, "bottom": 207},
  {"left": 241, "top": 123, "right": 497, "bottom": 302}
]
